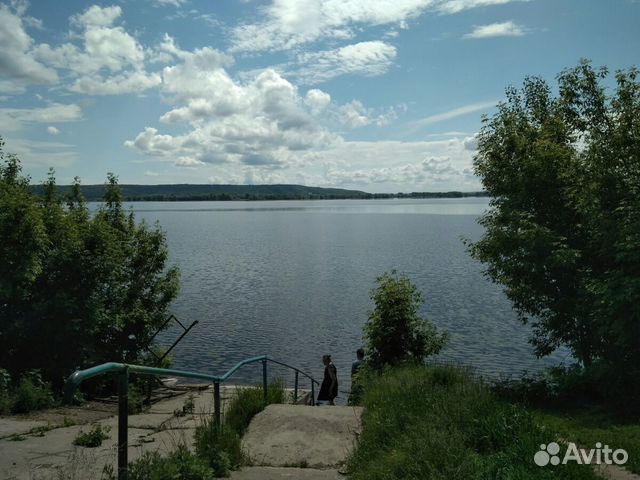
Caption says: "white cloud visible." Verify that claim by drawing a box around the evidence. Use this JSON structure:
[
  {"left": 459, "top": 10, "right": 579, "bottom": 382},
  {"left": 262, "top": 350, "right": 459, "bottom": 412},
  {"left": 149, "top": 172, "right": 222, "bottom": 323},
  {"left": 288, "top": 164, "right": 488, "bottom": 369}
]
[
  {"left": 33, "top": 5, "right": 160, "bottom": 95},
  {"left": 154, "top": 0, "right": 187, "bottom": 7},
  {"left": 408, "top": 100, "right": 497, "bottom": 133},
  {"left": 144, "top": 170, "right": 160, "bottom": 177},
  {"left": 127, "top": 60, "right": 338, "bottom": 168},
  {"left": 304, "top": 89, "right": 331, "bottom": 114},
  {"left": 1, "top": 136, "right": 77, "bottom": 168},
  {"left": 231, "top": 0, "right": 527, "bottom": 52},
  {"left": 289, "top": 41, "right": 397, "bottom": 84},
  {"left": 71, "top": 5, "right": 123, "bottom": 28},
  {"left": 69, "top": 70, "right": 161, "bottom": 95},
  {"left": 0, "top": 103, "right": 82, "bottom": 132},
  {"left": 463, "top": 20, "right": 526, "bottom": 39},
  {"left": 0, "top": 4, "right": 58, "bottom": 92},
  {"left": 437, "top": 0, "right": 527, "bottom": 14},
  {"left": 338, "top": 100, "right": 371, "bottom": 128},
  {"left": 316, "top": 137, "right": 481, "bottom": 190},
  {"left": 47, "top": 126, "right": 60, "bottom": 135},
  {"left": 175, "top": 156, "right": 206, "bottom": 167}
]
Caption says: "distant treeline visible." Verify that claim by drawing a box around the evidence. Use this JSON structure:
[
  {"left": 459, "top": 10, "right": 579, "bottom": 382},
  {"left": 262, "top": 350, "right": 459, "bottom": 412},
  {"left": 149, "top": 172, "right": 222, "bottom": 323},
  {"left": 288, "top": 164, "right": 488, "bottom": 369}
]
[{"left": 29, "top": 183, "right": 488, "bottom": 202}]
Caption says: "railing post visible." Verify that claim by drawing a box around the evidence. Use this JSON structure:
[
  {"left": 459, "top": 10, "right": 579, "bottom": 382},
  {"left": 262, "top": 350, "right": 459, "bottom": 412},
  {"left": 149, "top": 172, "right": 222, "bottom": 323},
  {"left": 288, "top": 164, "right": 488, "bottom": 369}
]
[
  {"left": 214, "top": 381, "right": 221, "bottom": 426},
  {"left": 118, "top": 368, "right": 129, "bottom": 480},
  {"left": 262, "top": 359, "right": 268, "bottom": 405},
  {"left": 311, "top": 381, "right": 315, "bottom": 406},
  {"left": 294, "top": 371, "right": 299, "bottom": 403}
]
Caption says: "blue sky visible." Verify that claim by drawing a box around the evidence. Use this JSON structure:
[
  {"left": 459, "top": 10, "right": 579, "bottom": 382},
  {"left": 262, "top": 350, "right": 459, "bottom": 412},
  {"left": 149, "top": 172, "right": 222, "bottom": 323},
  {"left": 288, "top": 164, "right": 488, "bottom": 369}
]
[{"left": 0, "top": 0, "right": 638, "bottom": 192}]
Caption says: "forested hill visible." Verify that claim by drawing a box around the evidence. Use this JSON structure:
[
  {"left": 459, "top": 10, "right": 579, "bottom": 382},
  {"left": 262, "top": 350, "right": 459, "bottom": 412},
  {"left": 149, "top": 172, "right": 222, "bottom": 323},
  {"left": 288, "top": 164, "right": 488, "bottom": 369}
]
[{"left": 29, "top": 183, "right": 488, "bottom": 201}]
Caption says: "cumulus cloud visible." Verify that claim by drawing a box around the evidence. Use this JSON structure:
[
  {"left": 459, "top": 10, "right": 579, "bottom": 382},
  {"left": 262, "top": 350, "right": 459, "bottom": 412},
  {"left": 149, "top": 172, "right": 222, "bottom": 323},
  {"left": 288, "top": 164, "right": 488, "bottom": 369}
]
[
  {"left": 288, "top": 41, "right": 397, "bottom": 84},
  {"left": 33, "top": 5, "right": 161, "bottom": 95},
  {"left": 47, "top": 126, "right": 60, "bottom": 135},
  {"left": 304, "top": 89, "right": 331, "bottom": 114},
  {"left": 463, "top": 20, "right": 526, "bottom": 39},
  {"left": 231, "top": 0, "right": 528, "bottom": 52},
  {"left": 126, "top": 59, "right": 338, "bottom": 168},
  {"left": 0, "top": 4, "right": 58, "bottom": 92}
]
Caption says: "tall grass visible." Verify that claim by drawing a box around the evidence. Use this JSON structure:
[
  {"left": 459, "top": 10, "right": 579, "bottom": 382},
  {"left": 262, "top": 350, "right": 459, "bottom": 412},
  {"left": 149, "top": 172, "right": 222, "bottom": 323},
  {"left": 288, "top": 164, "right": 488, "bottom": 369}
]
[
  {"left": 347, "top": 365, "right": 599, "bottom": 480},
  {"left": 224, "top": 381, "right": 286, "bottom": 435}
]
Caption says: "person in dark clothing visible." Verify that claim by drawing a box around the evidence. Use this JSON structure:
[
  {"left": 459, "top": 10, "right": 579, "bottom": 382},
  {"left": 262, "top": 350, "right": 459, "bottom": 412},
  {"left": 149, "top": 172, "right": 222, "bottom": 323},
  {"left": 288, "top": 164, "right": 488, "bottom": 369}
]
[
  {"left": 351, "top": 348, "right": 364, "bottom": 377},
  {"left": 317, "top": 354, "right": 338, "bottom": 405}
]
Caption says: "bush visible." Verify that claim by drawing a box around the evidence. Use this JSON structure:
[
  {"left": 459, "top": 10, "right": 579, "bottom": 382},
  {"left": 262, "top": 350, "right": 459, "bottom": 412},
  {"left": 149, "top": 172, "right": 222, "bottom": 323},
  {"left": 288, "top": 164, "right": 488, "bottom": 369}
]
[
  {"left": 10, "top": 370, "right": 54, "bottom": 414},
  {"left": 128, "top": 445, "right": 214, "bottom": 480},
  {"left": 347, "top": 365, "right": 598, "bottom": 480},
  {"left": 73, "top": 424, "right": 110, "bottom": 447},
  {"left": 224, "top": 382, "right": 285, "bottom": 435},
  {"left": 364, "top": 271, "right": 448, "bottom": 369}
]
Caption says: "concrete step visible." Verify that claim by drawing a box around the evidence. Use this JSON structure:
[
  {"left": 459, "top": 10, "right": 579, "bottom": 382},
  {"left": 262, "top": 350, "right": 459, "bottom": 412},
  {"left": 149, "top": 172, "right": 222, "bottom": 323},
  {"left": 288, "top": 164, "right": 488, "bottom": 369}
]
[
  {"left": 225, "top": 466, "right": 343, "bottom": 479},
  {"left": 241, "top": 404, "right": 363, "bottom": 469}
]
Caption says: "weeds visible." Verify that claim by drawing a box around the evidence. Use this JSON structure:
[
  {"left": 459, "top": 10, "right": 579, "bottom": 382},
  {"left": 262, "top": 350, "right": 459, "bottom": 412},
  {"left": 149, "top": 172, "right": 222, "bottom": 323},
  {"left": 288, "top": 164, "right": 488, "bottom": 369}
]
[
  {"left": 224, "top": 381, "right": 285, "bottom": 435},
  {"left": 73, "top": 424, "right": 110, "bottom": 448}
]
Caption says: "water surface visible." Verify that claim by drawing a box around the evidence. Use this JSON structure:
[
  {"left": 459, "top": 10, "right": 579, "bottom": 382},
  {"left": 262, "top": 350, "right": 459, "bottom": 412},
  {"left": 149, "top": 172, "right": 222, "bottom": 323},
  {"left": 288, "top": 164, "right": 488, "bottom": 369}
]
[{"left": 123, "top": 198, "right": 567, "bottom": 393}]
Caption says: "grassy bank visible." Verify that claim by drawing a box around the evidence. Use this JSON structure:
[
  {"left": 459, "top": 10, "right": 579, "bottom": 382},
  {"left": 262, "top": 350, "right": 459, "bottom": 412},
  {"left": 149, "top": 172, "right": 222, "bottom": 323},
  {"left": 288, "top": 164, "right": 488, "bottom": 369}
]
[
  {"left": 347, "top": 365, "right": 598, "bottom": 480},
  {"left": 533, "top": 409, "right": 640, "bottom": 475}
]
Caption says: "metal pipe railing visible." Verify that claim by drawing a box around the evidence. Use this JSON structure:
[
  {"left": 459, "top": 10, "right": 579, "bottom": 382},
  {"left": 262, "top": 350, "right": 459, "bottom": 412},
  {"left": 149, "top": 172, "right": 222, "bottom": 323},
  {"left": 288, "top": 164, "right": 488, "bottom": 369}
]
[{"left": 63, "top": 355, "right": 320, "bottom": 480}]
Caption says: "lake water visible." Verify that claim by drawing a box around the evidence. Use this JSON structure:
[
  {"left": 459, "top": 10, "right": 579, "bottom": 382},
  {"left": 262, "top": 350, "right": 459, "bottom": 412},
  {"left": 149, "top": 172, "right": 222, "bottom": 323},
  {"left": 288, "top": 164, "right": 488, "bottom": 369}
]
[{"left": 127, "top": 198, "right": 568, "bottom": 394}]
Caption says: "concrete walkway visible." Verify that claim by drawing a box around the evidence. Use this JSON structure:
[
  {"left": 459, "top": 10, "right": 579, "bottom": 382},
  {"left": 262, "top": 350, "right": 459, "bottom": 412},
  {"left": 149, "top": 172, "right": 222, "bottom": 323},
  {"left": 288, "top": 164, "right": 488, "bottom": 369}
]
[{"left": 0, "top": 386, "right": 236, "bottom": 480}]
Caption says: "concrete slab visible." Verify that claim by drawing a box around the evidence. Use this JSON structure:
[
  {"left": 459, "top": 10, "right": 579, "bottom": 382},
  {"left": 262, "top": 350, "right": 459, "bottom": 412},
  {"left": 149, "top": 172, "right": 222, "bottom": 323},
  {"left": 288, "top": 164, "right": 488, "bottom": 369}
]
[
  {"left": 226, "top": 466, "right": 343, "bottom": 480},
  {"left": 241, "top": 404, "right": 362, "bottom": 469}
]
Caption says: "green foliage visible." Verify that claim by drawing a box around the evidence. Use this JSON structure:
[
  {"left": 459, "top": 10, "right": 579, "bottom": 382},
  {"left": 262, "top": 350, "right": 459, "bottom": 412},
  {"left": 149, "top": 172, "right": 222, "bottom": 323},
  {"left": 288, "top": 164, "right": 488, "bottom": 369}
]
[
  {"left": 73, "top": 424, "right": 111, "bottom": 447},
  {"left": 347, "top": 365, "right": 598, "bottom": 480},
  {"left": 224, "top": 382, "right": 286, "bottom": 435},
  {"left": 0, "top": 139, "right": 180, "bottom": 389},
  {"left": 364, "top": 271, "right": 448, "bottom": 369},
  {"left": 468, "top": 60, "right": 640, "bottom": 417},
  {"left": 128, "top": 445, "right": 215, "bottom": 480},
  {"left": 534, "top": 409, "right": 640, "bottom": 475},
  {"left": 127, "top": 384, "right": 144, "bottom": 415},
  {"left": 0, "top": 370, "right": 55, "bottom": 414},
  {"left": 194, "top": 420, "right": 240, "bottom": 476}
]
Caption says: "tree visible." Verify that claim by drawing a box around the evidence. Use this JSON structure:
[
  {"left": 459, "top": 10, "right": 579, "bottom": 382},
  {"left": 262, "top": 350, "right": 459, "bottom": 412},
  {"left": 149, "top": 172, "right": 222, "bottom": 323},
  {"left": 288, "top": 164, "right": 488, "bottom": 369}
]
[
  {"left": 468, "top": 60, "right": 640, "bottom": 410},
  {"left": 0, "top": 139, "right": 180, "bottom": 388},
  {"left": 364, "top": 271, "right": 448, "bottom": 369}
]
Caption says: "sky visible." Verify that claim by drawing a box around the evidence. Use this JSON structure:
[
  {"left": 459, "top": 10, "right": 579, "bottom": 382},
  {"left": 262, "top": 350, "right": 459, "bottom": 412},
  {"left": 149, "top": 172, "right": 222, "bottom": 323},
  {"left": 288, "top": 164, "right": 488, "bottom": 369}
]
[{"left": 0, "top": 0, "right": 638, "bottom": 192}]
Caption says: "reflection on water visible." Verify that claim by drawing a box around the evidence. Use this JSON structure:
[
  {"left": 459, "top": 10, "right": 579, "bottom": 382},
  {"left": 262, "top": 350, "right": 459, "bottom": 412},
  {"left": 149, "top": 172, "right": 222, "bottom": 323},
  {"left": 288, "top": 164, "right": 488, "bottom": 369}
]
[{"left": 115, "top": 198, "right": 567, "bottom": 394}]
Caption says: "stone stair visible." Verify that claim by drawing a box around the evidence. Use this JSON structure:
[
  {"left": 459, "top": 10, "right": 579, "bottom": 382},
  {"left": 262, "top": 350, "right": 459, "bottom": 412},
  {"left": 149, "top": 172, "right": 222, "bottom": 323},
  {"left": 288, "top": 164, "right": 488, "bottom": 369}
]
[{"left": 229, "top": 404, "right": 363, "bottom": 479}]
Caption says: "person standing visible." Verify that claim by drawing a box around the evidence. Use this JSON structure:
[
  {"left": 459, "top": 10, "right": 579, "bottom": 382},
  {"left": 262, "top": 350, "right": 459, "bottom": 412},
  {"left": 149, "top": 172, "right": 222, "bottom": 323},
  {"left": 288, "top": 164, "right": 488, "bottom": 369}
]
[
  {"left": 351, "top": 348, "right": 364, "bottom": 378},
  {"left": 317, "top": 354, "right": 338, "bottom": 405}
]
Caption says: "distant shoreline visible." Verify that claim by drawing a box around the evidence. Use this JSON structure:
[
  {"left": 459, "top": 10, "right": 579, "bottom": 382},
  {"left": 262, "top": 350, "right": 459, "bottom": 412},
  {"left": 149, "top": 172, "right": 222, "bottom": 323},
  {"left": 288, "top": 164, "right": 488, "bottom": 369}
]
[{"left": 30, "top": 183, "right": 488, "bottom": 202}]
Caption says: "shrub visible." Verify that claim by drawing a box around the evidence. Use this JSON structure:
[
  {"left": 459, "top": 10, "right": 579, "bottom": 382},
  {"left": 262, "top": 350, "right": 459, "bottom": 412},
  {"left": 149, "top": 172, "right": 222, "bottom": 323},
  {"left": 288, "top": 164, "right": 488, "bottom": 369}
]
[
  {"left": 73, "top": 424, "right": 110, "bottom": 447},
  {"left": 10, "top": 370, "right": 54, "bottom": 414},
  {"left": 364, "top": 271, "right": 448, "bottom": 369}
]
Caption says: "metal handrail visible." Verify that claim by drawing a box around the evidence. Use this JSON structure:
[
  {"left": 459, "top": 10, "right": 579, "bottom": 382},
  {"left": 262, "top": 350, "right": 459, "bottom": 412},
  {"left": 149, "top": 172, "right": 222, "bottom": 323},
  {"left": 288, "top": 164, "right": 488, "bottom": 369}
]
[{"left": 63, "top": 355, "right": 320, "bottom": 480}]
